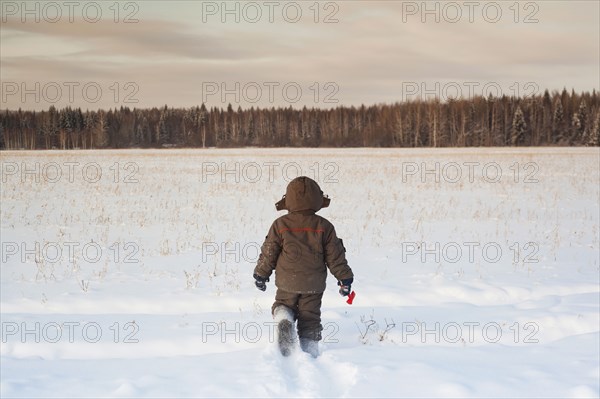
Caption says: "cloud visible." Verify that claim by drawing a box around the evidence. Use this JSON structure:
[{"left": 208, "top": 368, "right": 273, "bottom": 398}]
[
  {"left": 1, "top": 0, "right": 598, "bottom": 110},
  {"left": 1, "top": 17, "right": 290, "bottom": 61}
]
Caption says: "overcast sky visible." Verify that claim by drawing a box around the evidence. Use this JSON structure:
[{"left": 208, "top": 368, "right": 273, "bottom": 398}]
[{"left": 1, "top": 0, "right": 598, "bottom": 111}]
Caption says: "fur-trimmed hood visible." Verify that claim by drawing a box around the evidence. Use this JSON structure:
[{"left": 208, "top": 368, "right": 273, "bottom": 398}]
[{"left": 275, "top": 176, "right": 330, "bottom": 212}]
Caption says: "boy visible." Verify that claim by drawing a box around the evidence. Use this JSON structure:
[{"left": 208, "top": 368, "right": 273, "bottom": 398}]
[{"left": 253, "top": 176, "right": 354, "bottom": 357}]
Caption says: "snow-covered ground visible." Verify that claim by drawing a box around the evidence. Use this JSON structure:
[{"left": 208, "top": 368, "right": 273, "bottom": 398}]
[{"left": 1, "top": 148, "right": 598, "bottom": 398}]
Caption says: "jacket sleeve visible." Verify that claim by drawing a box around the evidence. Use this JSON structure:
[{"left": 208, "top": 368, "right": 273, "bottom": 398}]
[
  {"left": 253, "top": 222, "right": 282, "bottom": 279},
  {"left": 324, "top": 224, "right": 354, "bottom": 281}
]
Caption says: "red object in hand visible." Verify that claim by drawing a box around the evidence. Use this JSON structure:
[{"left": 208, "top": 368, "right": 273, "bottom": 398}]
[{"left": 346, "top": 291, "right": 356, "bottom": 305}]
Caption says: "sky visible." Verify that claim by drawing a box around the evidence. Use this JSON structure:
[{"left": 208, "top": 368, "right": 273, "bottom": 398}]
[{"left": 1, "top": 0, "right": 599, "bottom": 111}]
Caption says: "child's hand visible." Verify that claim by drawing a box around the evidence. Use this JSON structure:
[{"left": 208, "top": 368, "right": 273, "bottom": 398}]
[
  {"left": 253, "top": 273, "right": 269, "bottom": 292},
  {"left": 337, "top": 278, "right": 353, "bottom": 296}
]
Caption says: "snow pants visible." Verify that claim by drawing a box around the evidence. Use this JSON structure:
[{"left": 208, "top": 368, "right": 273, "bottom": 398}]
[{"left": 272, "top": 289, "right": 323, "bottom": 341}]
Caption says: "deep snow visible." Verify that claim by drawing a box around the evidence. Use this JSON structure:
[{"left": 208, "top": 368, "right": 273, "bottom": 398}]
[{"left": 1, "top": 148, "right": 598, "bottom": 398}]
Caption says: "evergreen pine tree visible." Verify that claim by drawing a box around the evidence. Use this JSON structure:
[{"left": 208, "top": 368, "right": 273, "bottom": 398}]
[
  {"left": 511, "top": 105, "right": 526, "bottom": 146},
  {"left": 571, "top": 99, "right": 588, "bottom": 144},
  {"left": 157, "top": 106, "right": 168, "bottom": 146},
  {"left": 552, "top": 98, "right": 564, "bottom": 143},
  {"left": 198, "top": 103, "right": 207, "bottom": 148},
  {"left": 588, "top": 112, "right": 600, "bottom": 146},
  {"left": 0, "top": 120, "right": 5, "bottom": 149},
  {"left": 96, "top": 110, "right": 109, "bottom": 148}
]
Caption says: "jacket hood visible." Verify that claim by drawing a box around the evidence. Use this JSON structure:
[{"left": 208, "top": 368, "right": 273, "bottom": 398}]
[{"left": 275, "top": 176, "right": 330, "bottom": 212}]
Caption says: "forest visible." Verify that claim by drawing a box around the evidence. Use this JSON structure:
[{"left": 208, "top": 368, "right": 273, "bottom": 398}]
[{"left": 1, "top": 89, "right": 598, "bottom": 150}]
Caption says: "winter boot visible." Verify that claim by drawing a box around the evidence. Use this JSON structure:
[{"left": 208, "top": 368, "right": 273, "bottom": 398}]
[
  {"left": 299, "top": 337, "right": 320, "bottom": 358},
  {"left": 273, "top": 305, "right": 295, "bottom": 357}
]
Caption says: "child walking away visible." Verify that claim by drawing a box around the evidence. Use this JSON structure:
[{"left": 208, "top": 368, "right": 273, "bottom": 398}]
[{"left": 253, "top": 176, "right": 354, "bottom": 358}]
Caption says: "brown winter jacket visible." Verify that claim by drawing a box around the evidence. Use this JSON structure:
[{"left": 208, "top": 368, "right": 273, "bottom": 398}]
[{"left": 254, "top": 176, "right": 354, "bottom": 294}]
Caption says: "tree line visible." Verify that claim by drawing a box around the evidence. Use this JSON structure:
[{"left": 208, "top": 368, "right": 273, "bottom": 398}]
[{"left": 1, "top": 89, "right": 598, "bottom": 150}]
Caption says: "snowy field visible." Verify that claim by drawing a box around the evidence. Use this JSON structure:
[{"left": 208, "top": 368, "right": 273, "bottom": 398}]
[{"left": 1, "top": 147, "right": 599, "bottom": 398}]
